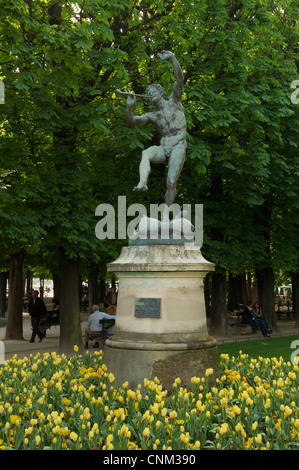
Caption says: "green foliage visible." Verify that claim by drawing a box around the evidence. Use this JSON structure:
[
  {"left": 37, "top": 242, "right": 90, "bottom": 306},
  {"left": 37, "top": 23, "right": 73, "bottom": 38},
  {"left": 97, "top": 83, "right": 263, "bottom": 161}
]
[
  {"left": 218, "top": 335, "right": 299, "bottom": 362},
  {"left": 0, "top": 0, "right": 298, "bottom": 281}
]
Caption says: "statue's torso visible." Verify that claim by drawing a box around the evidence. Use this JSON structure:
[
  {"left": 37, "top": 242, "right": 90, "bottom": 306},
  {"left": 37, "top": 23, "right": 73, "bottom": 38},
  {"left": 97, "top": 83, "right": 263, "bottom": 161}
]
[{"left": 150, "top": 99, "right": 186, "bottom": 148}]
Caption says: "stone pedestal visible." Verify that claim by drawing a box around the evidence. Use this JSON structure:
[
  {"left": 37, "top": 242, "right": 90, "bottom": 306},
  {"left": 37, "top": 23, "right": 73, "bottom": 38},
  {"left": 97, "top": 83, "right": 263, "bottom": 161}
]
[{"left": 105, "top": 244, "right": 218, "bottom": 391}]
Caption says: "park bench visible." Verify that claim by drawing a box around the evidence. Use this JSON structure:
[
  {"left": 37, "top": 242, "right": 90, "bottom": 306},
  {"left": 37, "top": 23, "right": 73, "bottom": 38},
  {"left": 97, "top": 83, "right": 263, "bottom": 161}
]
[
  {"left": 39, "top": 311, "right": 60, "bottom": 337},
  {"left": 234, "top": 311, "right": 258, "bottom": 334},
  {"left": 276, "top": 310, "right": 294, "bottom": 320},
  {"left": 86, "top": 318, "right": 115, "bottom": 348},
  {"left": 99, "top": 318, "right": 115, "bottom": 337}
]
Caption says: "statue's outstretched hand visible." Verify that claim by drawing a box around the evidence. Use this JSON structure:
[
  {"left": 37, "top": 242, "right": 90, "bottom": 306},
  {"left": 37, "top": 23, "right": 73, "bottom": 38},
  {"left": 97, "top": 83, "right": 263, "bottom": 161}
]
[
  {"left": 157, "top": 50, "right": 174, "bottom": 61},
  {"left": 126, "top": 93, "right": 136, "bottom": 106}
]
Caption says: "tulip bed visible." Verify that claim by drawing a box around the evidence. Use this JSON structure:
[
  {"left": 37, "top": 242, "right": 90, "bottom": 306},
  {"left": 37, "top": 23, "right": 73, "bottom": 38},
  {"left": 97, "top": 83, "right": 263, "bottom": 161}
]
[{"left": 0, "top": 347, "right": 298, "bottom": 450}]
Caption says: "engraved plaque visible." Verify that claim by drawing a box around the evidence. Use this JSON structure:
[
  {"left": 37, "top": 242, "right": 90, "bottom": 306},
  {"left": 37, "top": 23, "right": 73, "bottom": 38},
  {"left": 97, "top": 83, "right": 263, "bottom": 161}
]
[{"left": 134, "top": 298, "right": 161, "bottom": 318}]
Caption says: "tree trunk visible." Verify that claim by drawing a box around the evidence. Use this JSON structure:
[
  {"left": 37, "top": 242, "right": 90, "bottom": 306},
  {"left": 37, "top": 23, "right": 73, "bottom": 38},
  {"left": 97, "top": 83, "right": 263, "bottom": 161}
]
[
  {"left": 246, "top": 272, "right": 252, "bottom": 300},
  {"left": 227, "top": 272, "right": 241, "bottom": 311},
  {"left": 292, "top": 273, "right": 299, "bottom": 329},
  {"left": 52, "top": 272, "right": 60, "bottom": 300},
  {"left": 88, "top": 265, "right": 99, "bottom": 313},
  {"left": 254, "top": 200, "right": 277, "bottom": 330},
  {"left": 252, "top": 279, "right": 258, "bottom": 303},
  {"left": 207, "top": 172, "right": 228, "bottom": 335},
  {"left": 5, "top": 251, "right": 24, "bottom": 340},
  {"left": 25, "top": 270, "right": 32, "bottom": 293},
  {"left": 209, "top": 271, "right": 228, "bottom": 336},
  {"left": 58, "top": 248, "right": 83, "bottom": 354},
  {"left": 99, "top": 278, "right": 106, "bottom": 304},
  {"left": 256, "top": 266, "right": 278, "bottom": 331},
  {"left": 234, "top": 274, "right": 243, "bottom": 309},
  {"left": 0, "top": 271, "right": 8, "bottom": 318},
  {"left": 241, "top": 274, "right": 248, "bottom": 308}
]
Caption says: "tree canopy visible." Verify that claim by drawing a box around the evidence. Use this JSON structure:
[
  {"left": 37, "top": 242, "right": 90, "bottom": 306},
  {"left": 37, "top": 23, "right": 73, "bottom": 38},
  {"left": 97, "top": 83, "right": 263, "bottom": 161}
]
[{"left": 0, "top": 0, "right": 298, "bottom": 343}]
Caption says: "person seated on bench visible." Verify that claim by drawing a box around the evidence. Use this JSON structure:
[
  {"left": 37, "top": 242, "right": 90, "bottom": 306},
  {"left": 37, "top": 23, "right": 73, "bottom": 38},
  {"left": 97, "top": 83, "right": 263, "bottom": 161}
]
[
  {"left": 252, "top": 300, "right": 271, "bottom": 337},
  {"left": 241, "top": 300, "right": 271, "bottom": 337},
  {"left": 85, "top": 304, "right": 116, "bottom": 349},
  {"left": 241, "top": 300, "right": 258, "bottom": 330}
]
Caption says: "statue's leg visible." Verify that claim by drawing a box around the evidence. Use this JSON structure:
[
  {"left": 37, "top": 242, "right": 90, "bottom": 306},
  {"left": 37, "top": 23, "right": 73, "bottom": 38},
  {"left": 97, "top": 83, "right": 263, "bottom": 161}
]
[
  {"left": 134, "top": 146, "right": 166, "bottom": 192},
  {"left": 165, "top": 145, "right": 186, "bottom": 206}
]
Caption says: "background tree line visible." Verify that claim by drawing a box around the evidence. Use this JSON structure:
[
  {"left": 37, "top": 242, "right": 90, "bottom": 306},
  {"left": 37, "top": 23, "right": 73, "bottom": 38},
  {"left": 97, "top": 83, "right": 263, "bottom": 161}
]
[{"left": 0, "top": 0, "right": 298, "bottom": 351}]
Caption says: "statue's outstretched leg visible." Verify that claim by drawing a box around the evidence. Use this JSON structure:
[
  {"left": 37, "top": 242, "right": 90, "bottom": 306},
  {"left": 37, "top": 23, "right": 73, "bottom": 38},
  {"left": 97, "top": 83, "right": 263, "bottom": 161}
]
[
  {"left": 165, "top": 144, "right": 186, "bottom": 206},
  {"left": 133, "top": 146, "right": 166, "bottom": 193}
]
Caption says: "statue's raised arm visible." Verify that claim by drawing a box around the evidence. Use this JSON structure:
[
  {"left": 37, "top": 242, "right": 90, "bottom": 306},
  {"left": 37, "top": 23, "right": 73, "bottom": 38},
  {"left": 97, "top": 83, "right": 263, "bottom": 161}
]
[{"left": 157, "top": 51, "right": 184, "bottom": 102}]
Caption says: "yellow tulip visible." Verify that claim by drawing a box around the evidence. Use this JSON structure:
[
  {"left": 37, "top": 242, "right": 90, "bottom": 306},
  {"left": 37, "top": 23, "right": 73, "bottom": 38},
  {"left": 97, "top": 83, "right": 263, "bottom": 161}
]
[
  {"left": 252, "top": 421, "right": 258, "bottom": 431},
  {"left": 70, "top": 432, "right": 78, "bottom": 442}
]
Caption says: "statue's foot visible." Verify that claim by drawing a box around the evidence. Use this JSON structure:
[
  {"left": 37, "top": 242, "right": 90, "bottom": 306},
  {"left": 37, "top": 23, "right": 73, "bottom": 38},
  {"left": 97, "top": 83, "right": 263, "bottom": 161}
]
[{"left": 133, "top": 183, "right": 148, "bottom": 192}]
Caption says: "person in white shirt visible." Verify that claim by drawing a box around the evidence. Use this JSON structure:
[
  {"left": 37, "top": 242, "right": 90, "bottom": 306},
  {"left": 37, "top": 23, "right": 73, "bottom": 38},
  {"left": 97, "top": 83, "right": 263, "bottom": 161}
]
[{"left": 84, "top": 304, "right": 116, "bottom": 348}]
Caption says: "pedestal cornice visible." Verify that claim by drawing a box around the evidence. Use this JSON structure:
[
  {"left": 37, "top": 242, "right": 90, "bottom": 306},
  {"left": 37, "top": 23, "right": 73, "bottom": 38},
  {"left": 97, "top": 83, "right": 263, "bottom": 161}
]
[{"left": 107, "top": 244, "right": 215, "bottom": 273}]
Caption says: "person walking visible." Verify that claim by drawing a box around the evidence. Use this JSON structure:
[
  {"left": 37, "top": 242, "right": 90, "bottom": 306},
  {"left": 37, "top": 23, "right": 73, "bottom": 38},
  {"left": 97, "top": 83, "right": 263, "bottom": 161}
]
[{"left": 28, "top": 289, "right": 47, "bottom": 343}]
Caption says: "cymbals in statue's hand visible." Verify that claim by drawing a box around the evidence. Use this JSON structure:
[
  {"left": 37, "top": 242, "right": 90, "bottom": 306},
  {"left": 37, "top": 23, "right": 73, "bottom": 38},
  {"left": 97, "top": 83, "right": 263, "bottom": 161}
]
[{"left": 157, "top": 50, "right": 174, "bottom": 61}]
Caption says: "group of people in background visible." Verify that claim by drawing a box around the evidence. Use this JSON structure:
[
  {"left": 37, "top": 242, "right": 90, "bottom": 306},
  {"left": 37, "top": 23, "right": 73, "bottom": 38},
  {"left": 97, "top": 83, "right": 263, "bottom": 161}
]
[
  {"left": 24, "top": 284, "right": 118, "bottom": 345},
  {"left": 103, "top": 286, "right": 118, "bottom": 315},
  {"left": 242, "top": 300, "right": 272, "bottom": 337}
]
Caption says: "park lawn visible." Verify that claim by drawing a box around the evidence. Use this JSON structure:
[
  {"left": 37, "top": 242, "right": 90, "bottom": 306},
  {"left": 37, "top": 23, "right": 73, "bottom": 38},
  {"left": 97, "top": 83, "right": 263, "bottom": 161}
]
[{"left": 217, "top": 335, "right": 299, "bottom": 362}]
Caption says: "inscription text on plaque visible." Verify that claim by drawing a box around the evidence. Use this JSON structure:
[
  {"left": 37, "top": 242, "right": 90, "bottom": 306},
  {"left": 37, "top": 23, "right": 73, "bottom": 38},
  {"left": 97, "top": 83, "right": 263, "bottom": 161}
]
[{"left": 134, "top": 298, "right": 161, "bottom": 318}]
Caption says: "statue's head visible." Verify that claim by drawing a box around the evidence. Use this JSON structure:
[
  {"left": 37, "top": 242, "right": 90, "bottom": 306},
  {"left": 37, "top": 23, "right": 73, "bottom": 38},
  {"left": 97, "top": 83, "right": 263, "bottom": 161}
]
[{"left": 146, "top": 84, "right": 167, "bottom": 104}]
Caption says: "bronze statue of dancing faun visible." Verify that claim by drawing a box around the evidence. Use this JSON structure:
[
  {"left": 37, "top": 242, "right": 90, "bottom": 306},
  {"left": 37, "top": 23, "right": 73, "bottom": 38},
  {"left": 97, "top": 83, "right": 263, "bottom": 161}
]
[{"left": 120, "top": 51, "right": 187, "bottom": 207}]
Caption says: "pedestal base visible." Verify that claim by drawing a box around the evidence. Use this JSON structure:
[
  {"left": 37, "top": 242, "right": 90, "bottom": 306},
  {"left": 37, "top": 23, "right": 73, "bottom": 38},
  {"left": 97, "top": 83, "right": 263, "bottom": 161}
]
[
  {"left": 105, "top": 336, "right": 219, "bottom": 391},
  {"left": 105, "top": 244, "right": 218, "bottom": 390}
]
